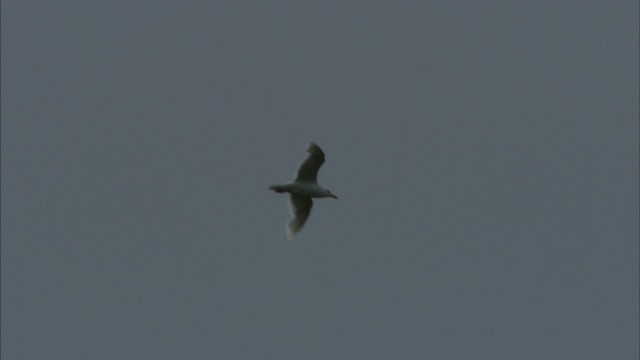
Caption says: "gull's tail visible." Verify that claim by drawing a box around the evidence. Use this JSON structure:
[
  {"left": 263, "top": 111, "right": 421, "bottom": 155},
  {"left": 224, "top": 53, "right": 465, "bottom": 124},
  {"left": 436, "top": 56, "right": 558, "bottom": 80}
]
[{"left": 269, "top": 185, "right": 286, "bottom": 193}]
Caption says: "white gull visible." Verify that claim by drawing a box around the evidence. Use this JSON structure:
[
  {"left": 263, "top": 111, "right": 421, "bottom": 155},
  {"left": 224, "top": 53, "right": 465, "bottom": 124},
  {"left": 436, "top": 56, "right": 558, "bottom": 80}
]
[{"left": 269, "top": 142, "right": 338, "bottom": 239}]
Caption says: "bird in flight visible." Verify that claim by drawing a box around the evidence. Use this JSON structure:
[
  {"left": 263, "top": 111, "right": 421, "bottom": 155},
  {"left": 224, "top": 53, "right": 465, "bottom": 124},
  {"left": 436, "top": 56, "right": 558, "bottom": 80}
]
[{"left": 269, "top": 142, "right": 338, "bottom": 239}]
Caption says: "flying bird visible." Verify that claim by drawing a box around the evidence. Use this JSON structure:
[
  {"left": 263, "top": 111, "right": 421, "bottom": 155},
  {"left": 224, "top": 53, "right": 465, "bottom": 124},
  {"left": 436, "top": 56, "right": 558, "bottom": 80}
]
[{"left": 269, "top": 142, "right": 338, "bottom": 239}]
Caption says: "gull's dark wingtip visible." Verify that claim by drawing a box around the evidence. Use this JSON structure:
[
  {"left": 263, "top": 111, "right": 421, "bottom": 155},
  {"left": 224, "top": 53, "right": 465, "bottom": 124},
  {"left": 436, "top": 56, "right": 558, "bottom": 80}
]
[{"left": 306, "top": 142, "right": 325, "bottom": 156}]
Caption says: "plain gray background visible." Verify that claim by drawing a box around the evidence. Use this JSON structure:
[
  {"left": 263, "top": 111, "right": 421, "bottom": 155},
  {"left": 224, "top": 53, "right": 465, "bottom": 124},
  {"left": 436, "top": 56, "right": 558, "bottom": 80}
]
[{"left": 2, "top": 1, "right": 638, "bottom": 359}]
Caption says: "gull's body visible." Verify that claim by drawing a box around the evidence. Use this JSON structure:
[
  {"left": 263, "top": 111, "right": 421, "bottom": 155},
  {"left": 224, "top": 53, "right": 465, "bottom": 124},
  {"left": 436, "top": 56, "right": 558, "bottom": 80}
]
[{"left": 269, "top": 142, "right": 338, "bottom": 239}]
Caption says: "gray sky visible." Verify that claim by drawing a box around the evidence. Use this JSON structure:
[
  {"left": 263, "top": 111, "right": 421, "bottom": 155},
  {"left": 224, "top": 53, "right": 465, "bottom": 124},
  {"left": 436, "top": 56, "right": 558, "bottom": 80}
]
[{"left": 2, "top": 1, "right": 638, "bottom": 359}]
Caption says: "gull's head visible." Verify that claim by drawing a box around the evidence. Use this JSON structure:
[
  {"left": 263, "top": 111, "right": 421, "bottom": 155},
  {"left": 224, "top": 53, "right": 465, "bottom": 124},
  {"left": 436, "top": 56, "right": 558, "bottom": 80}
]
[{"left": 326, "top": 190, "right": 338, "bottom": 200}]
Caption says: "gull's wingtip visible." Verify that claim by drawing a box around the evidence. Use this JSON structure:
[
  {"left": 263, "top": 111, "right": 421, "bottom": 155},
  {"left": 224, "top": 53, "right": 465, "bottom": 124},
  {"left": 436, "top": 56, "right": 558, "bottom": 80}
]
[
  {"left": 286, "top": 225, "right": 297, "bottom": 240},
  {"left": 306, "top": 141, "right": 324, "bottom": 156}
]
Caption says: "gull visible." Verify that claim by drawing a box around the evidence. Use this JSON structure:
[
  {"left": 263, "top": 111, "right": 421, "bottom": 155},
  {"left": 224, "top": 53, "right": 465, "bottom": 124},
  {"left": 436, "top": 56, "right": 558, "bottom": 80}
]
[{"left": 269, "top": 142, "right": 338, "bottom": 239}]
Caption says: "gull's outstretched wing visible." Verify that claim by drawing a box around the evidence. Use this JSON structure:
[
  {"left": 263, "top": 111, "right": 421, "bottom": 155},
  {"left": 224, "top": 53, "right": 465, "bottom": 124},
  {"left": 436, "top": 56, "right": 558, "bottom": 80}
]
[
  {"left": 294, "top": 142, "right": 325, "bottom": 183},
  {"left": 287, "top": 194, "right": 313, "bottom": 239}
]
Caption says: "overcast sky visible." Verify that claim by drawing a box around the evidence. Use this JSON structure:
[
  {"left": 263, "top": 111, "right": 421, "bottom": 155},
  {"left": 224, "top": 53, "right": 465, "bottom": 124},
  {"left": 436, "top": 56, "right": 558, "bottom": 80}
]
[{"left": 2, "top": 1, "right": 638, "bottom": 359}]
